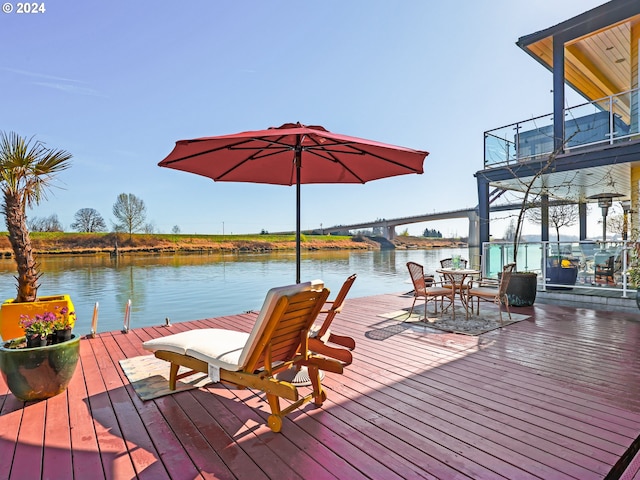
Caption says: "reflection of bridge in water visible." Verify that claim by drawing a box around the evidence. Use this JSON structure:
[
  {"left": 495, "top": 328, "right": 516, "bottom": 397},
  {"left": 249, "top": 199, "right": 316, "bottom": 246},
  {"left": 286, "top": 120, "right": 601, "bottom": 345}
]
[{"left": 321, "top": 203, "right": 525, "bottom": 247}]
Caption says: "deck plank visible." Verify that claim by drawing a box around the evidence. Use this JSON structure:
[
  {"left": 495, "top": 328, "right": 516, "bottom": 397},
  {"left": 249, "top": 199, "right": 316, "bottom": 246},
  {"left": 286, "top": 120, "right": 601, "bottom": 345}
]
[
  {"left": 66, "top": 347, "right": 105, "bottom": 479},
  {"left": 1, "top": 292, "right": 640, "bottom": 479}
]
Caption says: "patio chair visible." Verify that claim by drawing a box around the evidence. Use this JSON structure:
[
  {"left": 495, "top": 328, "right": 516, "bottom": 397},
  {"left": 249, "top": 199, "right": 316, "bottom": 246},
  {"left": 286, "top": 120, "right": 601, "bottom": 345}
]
[
  {"left": 595, "top": 255, "right": 615, "bottom": 284},
  {"left": 406, "top": 262, "right": 454, "bottom": 320},
  {"left": 440, "top": 257, "right": 468, "bottom": 269},
  {"left": 466, "top": 263, "right": 516, "bottom": 324},
  {"left": 142, "top": 281, "right": 347, "bottom": 433},
  {"left": 308, "top": 274, "right": 357, "bottom": 365}
]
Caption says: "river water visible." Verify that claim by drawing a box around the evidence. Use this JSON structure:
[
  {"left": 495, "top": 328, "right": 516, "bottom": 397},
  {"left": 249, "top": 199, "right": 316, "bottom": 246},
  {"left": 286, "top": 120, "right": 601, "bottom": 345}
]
[{"left": 0, "top": 248, "right": 467, "bottom": 335}]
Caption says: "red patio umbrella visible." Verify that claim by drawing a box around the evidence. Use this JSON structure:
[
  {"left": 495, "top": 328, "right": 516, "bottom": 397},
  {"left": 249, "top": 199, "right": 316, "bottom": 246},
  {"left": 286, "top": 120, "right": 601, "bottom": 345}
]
[{"left": 159, "top": 122, "right": 429, "bottom": 282}]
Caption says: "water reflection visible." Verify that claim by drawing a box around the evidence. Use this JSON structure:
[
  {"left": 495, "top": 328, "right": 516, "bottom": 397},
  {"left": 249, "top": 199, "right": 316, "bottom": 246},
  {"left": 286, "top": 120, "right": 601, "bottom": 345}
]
[{"left": 0, "top": 248, "right": 467, "bottom": 335}]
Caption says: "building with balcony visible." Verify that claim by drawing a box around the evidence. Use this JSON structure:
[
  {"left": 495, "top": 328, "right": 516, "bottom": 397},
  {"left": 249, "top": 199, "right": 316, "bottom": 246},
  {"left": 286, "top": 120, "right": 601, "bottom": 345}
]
[{"left": 476, "top": 0, "right": 640, "bottom": 248}]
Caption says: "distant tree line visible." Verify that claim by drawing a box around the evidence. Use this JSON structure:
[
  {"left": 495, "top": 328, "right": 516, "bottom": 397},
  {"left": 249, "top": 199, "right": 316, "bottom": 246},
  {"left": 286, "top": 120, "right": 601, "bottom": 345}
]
[
  {"left": 28, "top": 214, "right": 64, "bottom": 232},
  {"left": 29, "top": 193, "right": 161, "bottom": 239},
  {"left": 423, "top": 228, "right": 442, "bottom": 238}
]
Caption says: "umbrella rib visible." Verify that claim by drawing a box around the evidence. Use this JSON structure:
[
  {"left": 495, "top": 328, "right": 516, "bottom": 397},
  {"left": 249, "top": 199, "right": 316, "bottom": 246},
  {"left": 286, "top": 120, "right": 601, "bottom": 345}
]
[
  {"left": 160, "top": 138, "right": 264, "bottom": 166},
  {"left": 216, "top": 136, "right": 298, "bottom": 180},
  {"left": 306, "top": 143, "right": 422, "bottom": 172},
  {"left": 301, "top": 138, "right": 422, "bottom": 183}
]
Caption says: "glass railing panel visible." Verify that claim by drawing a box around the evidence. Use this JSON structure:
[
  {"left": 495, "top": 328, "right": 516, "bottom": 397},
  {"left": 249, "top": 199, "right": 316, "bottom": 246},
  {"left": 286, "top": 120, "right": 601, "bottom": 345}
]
[
  {"left": 612, "top": 90, "right": 637, "bottom": 140},
  {"left": 481, "top": 240, "right": 635, "bottom": 295},
  {"left": 484, "top": 131, "right": 515, "bottom": 167},
  {"left": 563, "top": 101, "right": 611, "bottom": 149},
  {"left": 484, "top": 87, "right": 640, "bottom": 167},
  {"left": 480, "top": 242, "right": 542, "bottom": 278},
  {"left": 513, "top": 114, "right": 554, "bottom": 163},
  {"left": 483, "top": 114, "right": 554, "bottom": 168}
]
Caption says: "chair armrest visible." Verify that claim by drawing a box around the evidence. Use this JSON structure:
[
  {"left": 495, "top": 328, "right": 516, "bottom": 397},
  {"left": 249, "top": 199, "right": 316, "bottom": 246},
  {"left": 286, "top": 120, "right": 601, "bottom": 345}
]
[{"left": 472, "top": 277, "right": 499, "bottom": 288}]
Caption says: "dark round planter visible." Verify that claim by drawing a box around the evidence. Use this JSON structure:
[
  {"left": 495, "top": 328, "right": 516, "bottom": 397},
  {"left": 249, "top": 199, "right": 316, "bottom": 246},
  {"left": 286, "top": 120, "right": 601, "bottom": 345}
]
[
  {"left": 505, "top": 272, "right": 537, "bottom": 307},
  {"left": 636, "top": 290, "right": 640, "bottom": 310},
  {"left": 0, "top": 334, "right": 80, "bottom": 401}
]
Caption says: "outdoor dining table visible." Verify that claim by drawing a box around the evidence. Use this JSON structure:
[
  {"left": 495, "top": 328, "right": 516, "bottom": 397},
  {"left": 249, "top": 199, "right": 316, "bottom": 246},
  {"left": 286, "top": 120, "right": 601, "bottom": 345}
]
[{"left": 436, "top": 268, "right": 481, "bottom": 314}]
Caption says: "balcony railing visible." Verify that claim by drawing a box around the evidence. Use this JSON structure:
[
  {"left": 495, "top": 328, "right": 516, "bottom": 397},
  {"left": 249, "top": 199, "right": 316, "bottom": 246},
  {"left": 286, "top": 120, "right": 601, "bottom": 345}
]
[
  {"left": 481, "top": 240, "right": 636, "bottom": 298},
  {"left": 484, "top": 88, "right": 639, "bottom": 168}
]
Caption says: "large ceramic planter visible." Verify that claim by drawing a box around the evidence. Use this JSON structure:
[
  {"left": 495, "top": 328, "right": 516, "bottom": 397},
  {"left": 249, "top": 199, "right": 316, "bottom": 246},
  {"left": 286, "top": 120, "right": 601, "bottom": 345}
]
[
  {"left": 0, "top": 334, "right": 80, "bottom": 401},
  {"left": 505, "top": 272, "right": 538, "bottom": 307},
  {"left": 0, "top": 294, "right": 75, "bottom": 341}
]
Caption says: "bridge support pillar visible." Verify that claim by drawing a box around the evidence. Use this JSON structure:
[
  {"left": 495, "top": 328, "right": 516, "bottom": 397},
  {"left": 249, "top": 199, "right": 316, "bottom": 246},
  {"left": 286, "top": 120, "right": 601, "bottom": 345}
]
[
  {"left": 467, "top": 210, "right": 480, "bottom": 248},
  {"left": 386, "top": 225, "right": 396, "bottom": 240}
]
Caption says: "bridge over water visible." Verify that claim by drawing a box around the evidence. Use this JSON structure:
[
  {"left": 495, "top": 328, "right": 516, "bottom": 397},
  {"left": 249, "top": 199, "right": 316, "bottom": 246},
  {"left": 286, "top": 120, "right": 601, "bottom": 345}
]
[{"left": 321, "top": 203, "right": 528, "bottom": 247}]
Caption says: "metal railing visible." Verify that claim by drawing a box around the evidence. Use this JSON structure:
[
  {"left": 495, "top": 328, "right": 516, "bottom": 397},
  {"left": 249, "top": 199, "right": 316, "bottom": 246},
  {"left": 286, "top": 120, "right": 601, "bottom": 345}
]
[
  {"left": 484, "top": 87, "right": 640, "bottom": 168},
  {"left": 481, "top": 240, "right": 636, "bottom": 298}
]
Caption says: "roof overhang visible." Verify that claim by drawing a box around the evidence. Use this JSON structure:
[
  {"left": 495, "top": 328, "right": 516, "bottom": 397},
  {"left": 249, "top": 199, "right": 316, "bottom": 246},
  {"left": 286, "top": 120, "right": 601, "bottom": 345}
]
[{"left": 516, "top": 0, "right": 640, "bottom": 103}]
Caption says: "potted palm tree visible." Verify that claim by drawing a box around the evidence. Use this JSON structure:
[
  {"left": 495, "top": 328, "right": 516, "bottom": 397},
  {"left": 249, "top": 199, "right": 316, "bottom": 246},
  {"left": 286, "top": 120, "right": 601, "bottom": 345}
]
[
  {"left": 0, "top": 131, "right": 75, "bottom": 340},
  {"left": 0, "top": 132, "right": 80, "bottom": 401}
]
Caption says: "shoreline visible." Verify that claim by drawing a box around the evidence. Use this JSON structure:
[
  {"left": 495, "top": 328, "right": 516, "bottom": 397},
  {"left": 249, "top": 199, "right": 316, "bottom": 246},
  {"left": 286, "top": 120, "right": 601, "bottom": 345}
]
[{"left": 0, "top": 232, "right": 467, "bottom": 257}]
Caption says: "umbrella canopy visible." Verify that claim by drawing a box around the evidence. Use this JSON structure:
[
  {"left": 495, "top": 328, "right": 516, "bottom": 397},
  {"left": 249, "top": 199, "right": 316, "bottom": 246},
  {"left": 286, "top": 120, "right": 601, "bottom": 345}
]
[{"left": 159, "top": 122, "right": 429, "bottom": 282}]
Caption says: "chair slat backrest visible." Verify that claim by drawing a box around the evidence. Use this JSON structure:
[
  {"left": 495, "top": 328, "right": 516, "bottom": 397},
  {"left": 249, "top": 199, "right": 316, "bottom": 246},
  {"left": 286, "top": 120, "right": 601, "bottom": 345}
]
[
  {"left": 238, "top": 280, "right": 323, "bottom": 368},
  {"left": 244, "top": 287, "right": 330, "bottom": 373},
  {"left": 498, "top": 263, "right": 516, "bottom": 296},
  {"left": 314, "top": 274, "right": 357, "bottom": 340},
  {"left": 407, "top": 262, "right": 427, "bottom": 296},
  {"left": 440, "top": 258, "right": 468, "bottom": 269}
]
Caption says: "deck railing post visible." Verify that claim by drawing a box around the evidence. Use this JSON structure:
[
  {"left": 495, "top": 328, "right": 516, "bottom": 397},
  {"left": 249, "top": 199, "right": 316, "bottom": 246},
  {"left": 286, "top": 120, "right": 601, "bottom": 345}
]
[
  {"left": 122, "top": 299, "right": 131, "bottom": 334},
  {"left": 89, "top": 302, "right": 99, "bottom": 338}
]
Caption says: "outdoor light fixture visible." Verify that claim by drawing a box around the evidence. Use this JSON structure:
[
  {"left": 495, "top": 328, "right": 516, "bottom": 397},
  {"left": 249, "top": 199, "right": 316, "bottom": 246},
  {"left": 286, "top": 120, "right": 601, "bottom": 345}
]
[{"left": 587, "top": 193, "right": 625, "bottom": 242}]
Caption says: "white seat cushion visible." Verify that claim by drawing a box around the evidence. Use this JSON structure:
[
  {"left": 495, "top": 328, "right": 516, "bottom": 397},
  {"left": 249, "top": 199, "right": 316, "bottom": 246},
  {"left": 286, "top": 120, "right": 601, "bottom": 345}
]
[{"left": 143, "top": 328, "right": 249, "bottom": 371}]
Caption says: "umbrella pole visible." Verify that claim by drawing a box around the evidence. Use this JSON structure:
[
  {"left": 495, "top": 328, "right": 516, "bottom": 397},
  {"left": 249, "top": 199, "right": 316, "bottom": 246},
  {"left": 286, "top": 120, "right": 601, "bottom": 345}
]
[{"left": 296, "top": 145, "right": 301, "bottom": 284}]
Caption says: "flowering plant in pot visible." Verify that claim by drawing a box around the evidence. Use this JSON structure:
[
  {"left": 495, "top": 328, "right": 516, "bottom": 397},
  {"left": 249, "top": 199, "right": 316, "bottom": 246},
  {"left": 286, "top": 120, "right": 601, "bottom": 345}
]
[
  {"left": 19, "top": 312, "right": 53, "bottom": 347},
  {"left": 18, "top": 305, "right": 75, "bottom": 348}
]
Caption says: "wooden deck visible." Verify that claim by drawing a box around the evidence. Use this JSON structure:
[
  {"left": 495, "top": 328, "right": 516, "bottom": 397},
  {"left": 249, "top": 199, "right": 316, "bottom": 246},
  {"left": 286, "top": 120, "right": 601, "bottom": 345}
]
[{"left": 2, "top": 291, "right": 640, "bottom": 479}]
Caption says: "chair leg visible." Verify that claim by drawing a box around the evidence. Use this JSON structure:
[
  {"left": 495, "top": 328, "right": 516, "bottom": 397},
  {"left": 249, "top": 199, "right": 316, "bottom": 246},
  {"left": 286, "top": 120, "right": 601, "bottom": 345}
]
[
  {"left": 503, "top": 296, "right": 512, "bottom": 322},
  {"left": 266, "top": 393, "right": 284, "bottom": 433},
  {"left": 406, "top": 297, "right": 418, "bottom": 322}
]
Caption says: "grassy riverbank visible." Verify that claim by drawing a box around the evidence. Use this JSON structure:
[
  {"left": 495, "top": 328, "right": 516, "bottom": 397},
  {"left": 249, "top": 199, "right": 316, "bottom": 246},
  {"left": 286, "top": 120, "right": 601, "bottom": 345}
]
[{"left": 0, "top": 232, "right": 465, "bottom": 257}]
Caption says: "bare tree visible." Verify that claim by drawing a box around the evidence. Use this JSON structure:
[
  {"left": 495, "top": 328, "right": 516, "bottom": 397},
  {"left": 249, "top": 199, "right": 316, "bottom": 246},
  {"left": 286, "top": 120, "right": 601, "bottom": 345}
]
[
  {"left": 171, "top": 225, "right": 181, "bottom": 234},
  {"left": 28, "top": 214, "right": 63, "bottom": 232},
  {"left": 526, "top": 204, "right": 579, "bottom": 242},
  {"left": 71, "top": 208, "right": 106, "bottom": 232},
  {"left": 112, "top": 193, "right": 147, "bottom": 240},
  {"left": 503, "top": 219, "right": 516, "bottom": 241}
]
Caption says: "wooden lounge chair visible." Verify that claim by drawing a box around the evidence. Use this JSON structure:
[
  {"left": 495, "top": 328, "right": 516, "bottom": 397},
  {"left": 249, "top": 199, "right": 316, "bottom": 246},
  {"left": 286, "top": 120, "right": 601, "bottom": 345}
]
[
  {"left": 406, "top": 262, "right": 454, "bottom": 320},
  {"left": 142, "top": 281, "right": 349, "bottom": 432},
  {"left": 308, "top": 274, "right": 357, "bottom": 365},
  {"left": 466, "top": 263, "right": 516, "bottom": 323}
]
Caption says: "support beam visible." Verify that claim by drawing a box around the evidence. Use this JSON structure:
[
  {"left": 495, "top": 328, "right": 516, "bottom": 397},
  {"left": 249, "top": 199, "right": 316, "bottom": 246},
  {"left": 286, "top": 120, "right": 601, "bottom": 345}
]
[
  {"left": 477, "top": 176, "right": 490, "bottom": 248},
  {"left": 579, "top": 202, "right": 587, "bottom": 240},
  {"left": 552, "top": 35, "right": 566, "bottom": 153},
  {"left": 541, "top": 194, "right": 549, "bottom": 242}
]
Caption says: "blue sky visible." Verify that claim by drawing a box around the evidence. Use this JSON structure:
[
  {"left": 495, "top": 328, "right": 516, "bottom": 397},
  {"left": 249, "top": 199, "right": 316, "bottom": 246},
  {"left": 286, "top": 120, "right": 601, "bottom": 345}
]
[{"left": 1, "top": 0, "right": 608, "bottom": 237}]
